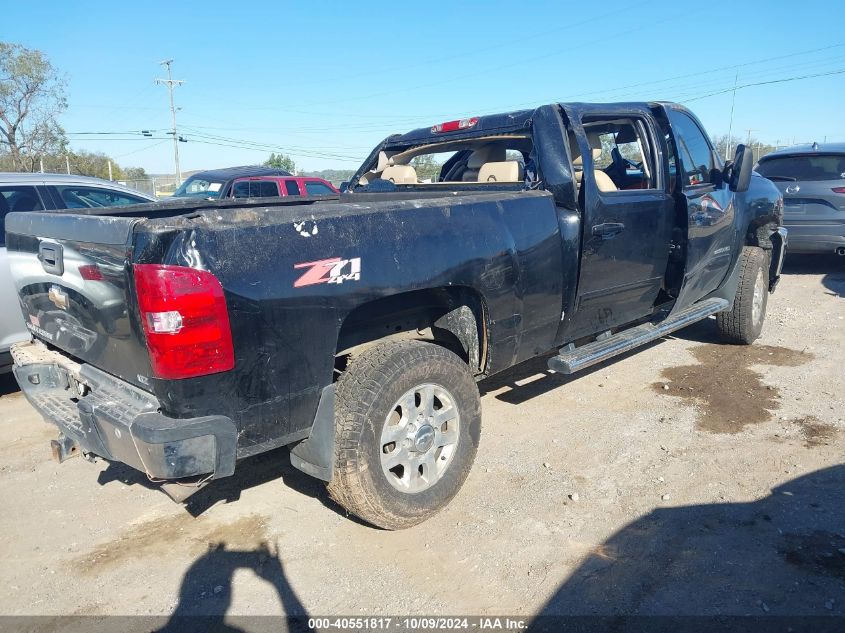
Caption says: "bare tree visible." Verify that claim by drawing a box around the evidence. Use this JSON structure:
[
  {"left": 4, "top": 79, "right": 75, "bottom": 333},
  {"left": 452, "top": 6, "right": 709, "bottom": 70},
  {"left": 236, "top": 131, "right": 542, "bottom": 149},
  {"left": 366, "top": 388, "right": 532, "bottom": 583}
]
[{"left": 0, "top": 42, "right": 67, "bottom": 171}]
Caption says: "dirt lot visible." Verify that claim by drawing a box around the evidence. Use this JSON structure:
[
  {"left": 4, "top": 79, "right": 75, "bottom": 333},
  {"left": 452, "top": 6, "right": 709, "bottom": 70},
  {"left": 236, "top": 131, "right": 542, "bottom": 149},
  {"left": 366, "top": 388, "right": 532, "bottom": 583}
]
[{"left": 0, "top": 256, "right": 843, "bottom": 624}]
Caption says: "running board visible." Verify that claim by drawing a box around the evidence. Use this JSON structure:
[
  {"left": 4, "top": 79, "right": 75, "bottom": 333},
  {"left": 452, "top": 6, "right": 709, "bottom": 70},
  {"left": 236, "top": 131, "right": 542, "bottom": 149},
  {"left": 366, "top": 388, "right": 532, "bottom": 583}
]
[{"left": 548, "top": 298, "right": 729, "bottom": 375}]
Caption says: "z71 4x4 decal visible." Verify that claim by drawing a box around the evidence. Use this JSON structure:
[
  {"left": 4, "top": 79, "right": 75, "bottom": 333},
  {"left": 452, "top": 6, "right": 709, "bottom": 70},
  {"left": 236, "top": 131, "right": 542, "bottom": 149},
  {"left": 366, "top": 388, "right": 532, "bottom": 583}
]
[{"left": 294, "top": 257, "right": 362, "bottom": 288}]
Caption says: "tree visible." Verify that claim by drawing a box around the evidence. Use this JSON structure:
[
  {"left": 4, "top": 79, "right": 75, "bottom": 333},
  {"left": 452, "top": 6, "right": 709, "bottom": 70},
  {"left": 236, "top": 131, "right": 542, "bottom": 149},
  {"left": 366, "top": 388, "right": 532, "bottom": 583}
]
[
  {"left": 123, "top": 166, "right": 148, "bottom": 180},
  {"left": 0, "top": 42, "right": 67, "bottom": 171},
  {"left": 264, "top": 152, "right": 296, "bottom": 173},
  {"left": 713, "top": 134, "right": 777, "bottom": 163},
  {"left": 410, "top": 154, "right": 442, "bottom": 182},
  {"left": 67, "top": 150, "right": 124, "bottom": 180}
]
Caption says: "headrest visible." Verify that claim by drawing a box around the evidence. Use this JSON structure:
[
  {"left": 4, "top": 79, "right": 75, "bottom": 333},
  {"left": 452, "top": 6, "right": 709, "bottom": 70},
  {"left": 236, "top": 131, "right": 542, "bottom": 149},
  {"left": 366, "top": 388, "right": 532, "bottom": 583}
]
[
  {"left": 586, "top": 132, "right": 603, "bottom": 150},
  {"left": 381, "top": 164, "right": 417, "bottom": 184},
  {"left": 572, "top": 146, "right": 602, "bottom": 168},
  {"left": 467, "top": 144, "right": 507, "bottom": 169},
  {"left": 478, "top": 161, "right": 523, "bottom": 183}
]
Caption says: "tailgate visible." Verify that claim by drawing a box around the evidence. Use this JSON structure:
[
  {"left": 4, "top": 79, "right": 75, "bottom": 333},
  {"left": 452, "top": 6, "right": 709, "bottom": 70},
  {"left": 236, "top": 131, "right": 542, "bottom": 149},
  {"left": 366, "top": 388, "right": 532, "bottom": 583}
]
[{"left": 5, "top": 211, "right": 154, "bottom": 391}]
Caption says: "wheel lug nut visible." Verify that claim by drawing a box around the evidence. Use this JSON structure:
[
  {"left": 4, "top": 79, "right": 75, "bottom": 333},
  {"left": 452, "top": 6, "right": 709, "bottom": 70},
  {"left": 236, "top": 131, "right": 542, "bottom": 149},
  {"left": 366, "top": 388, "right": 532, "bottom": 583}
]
[{"left": 403, "top": 438, "right": 412, "bottom": 448}]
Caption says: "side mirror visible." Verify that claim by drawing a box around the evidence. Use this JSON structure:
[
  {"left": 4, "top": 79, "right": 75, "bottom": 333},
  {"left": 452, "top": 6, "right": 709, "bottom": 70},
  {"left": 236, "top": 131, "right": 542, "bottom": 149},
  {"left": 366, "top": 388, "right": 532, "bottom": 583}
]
[{"left": 728, "top": 144, "right": 753, "bottom": 193}]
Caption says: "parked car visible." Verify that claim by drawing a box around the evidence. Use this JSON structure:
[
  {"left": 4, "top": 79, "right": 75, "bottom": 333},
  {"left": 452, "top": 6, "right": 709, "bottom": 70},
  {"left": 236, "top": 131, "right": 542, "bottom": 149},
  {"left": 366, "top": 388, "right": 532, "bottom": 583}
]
[
  {"left": 230, "top": 175, "right": 339, "bottom": 198},
  {"left": 171, "top": 166, "right": 292, "bottom": 200},
  {"left": 755, "top": 143, "right": 845, "bottom": 256},
  {"left": 0, "top": 173, "right": 155, "bottom": 373},
  {"left": 5, "top": 102, "right": 784, "bottom": 529}
]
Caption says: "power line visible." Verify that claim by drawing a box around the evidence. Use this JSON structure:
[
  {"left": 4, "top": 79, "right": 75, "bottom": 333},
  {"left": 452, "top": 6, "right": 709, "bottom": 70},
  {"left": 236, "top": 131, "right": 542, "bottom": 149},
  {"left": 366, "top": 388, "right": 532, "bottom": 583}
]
[{"left": 682, "top": 67, "right": 845, "bottom": 103}]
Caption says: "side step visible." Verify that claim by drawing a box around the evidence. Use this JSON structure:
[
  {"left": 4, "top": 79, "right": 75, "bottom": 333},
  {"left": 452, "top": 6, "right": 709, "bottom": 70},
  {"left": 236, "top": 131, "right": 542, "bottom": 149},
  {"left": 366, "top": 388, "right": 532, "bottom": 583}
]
[{"left": 548, "top": 298, "right": 729, "bottom": 375}]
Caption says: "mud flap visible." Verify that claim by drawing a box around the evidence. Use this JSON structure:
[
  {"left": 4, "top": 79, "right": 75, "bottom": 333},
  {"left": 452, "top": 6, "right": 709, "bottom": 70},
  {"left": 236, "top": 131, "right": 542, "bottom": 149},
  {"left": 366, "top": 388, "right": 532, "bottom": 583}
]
[{"left": 289, "top": 384, "right": 335, "bottom": 482}]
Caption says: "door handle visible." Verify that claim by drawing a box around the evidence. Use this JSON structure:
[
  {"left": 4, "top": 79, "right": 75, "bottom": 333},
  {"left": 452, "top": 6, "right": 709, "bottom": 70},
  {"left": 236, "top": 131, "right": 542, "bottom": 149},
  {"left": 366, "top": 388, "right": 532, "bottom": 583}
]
[{"left": 592, "top": 222, "right": 625, "bottom": 239}]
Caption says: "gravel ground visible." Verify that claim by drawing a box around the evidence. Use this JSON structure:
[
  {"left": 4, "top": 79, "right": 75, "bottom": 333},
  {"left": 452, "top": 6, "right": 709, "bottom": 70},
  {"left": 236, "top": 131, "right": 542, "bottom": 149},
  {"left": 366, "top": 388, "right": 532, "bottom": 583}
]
[{"left": 0, "top": 255, "right": 842, "bottom": 625}]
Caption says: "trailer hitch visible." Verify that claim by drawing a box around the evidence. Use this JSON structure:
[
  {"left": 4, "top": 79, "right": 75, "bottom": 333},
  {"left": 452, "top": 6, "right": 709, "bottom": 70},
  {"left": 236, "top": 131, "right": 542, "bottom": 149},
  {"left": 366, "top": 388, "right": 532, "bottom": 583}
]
[{"left": 50, "top": 434, "right": 80, "bottom": 464}]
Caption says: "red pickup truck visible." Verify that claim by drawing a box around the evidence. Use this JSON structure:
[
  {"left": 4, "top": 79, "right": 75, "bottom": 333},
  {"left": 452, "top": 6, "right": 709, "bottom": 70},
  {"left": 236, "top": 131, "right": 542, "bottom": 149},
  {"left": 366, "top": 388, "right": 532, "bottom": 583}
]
[{"left": 231, "top": 175, "right": 338, "bottom": 198}]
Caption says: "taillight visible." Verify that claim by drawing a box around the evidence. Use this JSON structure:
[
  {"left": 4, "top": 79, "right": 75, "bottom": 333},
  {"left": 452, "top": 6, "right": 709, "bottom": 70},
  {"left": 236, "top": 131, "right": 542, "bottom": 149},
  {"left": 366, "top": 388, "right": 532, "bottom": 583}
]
[
  {"left": 832, "top": 187, "right": 845, "bottom": 194},
  {"left": 78, "top": 264, "right": 104, "bottom": 281},
  {"left": 431, "top": 117, "right": 478, "bottom": 134},
  {"left": 133, "top": 264, "right": 234, "bottom": 380}
]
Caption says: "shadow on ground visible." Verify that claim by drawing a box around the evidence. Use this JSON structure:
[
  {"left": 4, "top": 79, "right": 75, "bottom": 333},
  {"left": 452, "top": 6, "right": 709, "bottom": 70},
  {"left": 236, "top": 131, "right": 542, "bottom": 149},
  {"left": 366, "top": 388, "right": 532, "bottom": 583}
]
[
  {"left": 0, "top": 372, "right": 19, "bottom": 397},
  {"left": 530, "top": 464, "right": 845, "bottom": 628},
  {"left": 156, "top": 541, "right": 313, "bottom": 633},
  {"left": 96, "top": 446, "right": 367, "bottom": 524}
]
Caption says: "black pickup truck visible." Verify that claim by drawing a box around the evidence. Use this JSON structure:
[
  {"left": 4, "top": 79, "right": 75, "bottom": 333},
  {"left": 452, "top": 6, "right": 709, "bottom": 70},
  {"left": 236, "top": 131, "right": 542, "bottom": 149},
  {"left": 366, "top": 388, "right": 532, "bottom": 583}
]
[{"left": 6, "top": 102, "right": 785, "bottom": 529}]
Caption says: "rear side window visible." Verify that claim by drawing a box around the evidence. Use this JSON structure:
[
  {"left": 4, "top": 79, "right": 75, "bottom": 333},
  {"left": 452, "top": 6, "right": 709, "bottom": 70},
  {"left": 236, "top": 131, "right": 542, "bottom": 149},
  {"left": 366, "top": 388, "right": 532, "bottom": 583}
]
[
  {"left": 233, "top": 180, "right": 280, "bottom": 198},
  {"left": 304, "top": 181, "right": 335, "bottom": 196},
  {"left": 667, "top": 110, "right": 717, "bottom": 187},
  {"left": 57, "top": 186, "right": 147, "bottom": 209},
  {"left": 285, "top": 180, "right": 301, "bottom": 196},
  {"left": 0, "top": 186, "right": 44, "bottom": 247},
  {"left": 756, "top": 154, "right": 845, "bottom": 181}
]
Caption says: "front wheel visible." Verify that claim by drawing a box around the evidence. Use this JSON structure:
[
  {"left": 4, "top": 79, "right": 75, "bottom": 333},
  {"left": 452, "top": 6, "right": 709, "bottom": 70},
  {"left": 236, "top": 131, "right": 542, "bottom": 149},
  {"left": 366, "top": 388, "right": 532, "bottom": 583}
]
[
  {"left": 716, "top": 246, "right": 770, "bottom": 344},
  {"left": 327, "top": 340, "right": 481, "bottom": 529}
]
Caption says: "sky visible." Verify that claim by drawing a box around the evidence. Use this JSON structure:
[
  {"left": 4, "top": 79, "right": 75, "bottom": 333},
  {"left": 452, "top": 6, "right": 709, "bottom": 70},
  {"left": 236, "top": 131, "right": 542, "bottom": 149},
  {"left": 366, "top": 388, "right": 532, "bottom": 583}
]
[{"left": 6, "top": 0, "right": 845, "bottom": 175}]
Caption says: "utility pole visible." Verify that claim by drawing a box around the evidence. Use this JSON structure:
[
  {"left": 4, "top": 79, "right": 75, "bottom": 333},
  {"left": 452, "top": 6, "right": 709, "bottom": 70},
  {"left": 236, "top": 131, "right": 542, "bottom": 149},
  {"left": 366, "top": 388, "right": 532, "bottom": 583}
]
[
  {"left": 726, "top": 71, "right": 738, "bottom": 161},
  {"left": 155, "top": 59, "right": 184, "bottom": 185},
  {"left": 65, "top": 155, "right": 70, "bottom": 175}
]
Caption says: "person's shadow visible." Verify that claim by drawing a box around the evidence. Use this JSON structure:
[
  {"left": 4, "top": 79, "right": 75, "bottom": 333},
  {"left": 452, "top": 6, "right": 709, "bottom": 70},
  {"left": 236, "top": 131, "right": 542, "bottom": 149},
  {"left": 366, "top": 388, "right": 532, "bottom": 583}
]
[
  {"left": 157, "top": 541, "right": 313, "bottom": 633},
  {"left": 529, "top": 464, "right": 845, "bottom": 630}
]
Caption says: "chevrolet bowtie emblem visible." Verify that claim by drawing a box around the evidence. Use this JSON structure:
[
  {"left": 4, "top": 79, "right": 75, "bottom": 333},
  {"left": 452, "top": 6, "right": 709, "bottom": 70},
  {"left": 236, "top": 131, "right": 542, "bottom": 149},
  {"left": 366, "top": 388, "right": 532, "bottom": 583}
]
[{"left": 48, "top": 285, "right": 69, "bottom": 310}]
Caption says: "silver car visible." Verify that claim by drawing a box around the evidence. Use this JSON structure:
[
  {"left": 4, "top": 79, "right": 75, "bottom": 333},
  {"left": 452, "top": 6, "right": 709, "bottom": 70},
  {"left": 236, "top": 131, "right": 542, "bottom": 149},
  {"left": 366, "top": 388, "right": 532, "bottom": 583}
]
[
  {"left": 755, "top": 143, "right": 845, "bottom": 256},
  {"left": 0, "top": 173, "right": 155, "bottom": 373}
]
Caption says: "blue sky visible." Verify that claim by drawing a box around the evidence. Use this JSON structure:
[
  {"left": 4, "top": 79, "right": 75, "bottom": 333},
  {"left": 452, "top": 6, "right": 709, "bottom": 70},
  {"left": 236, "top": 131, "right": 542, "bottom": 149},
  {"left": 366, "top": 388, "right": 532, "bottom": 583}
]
[{"left": 7, "top": 0, "right": 845, "bottom": 174}]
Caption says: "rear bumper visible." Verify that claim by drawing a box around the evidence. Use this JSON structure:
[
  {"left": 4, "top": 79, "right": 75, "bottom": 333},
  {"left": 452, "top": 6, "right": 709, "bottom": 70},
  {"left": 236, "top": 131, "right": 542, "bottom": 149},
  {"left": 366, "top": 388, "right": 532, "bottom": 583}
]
[
  {"left": 783, "top": 221, "right": 845, "bottom": 254},
  {"left": 11, "top": 340, "right": 236, "bottom": 480}
]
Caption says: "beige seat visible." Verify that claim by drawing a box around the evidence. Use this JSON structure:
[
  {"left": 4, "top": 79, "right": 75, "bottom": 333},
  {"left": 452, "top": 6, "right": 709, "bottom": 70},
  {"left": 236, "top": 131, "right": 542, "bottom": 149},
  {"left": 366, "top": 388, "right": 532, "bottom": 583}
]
[
  {"left": 381, "top": 164, "right": 418, "bottom": 184},
  {"left": 462, "top": 144, "right": 506, "bottom": 181},
  {"left": 572, "top": 133, "right": 617, "bottom": 193},
  {"left": 478, "top": 161, "right": 524, "bottom": 183}
]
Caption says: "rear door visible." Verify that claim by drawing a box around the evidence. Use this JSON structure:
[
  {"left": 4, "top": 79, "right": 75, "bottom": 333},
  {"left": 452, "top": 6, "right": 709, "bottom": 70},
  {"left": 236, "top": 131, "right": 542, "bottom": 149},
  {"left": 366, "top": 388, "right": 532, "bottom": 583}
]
[
  {"left": 4, "top": 211, "right": 154, "bottom": 391},
  {"left": 660, "top": 106, "right": 735, "bottom": 311},
  {"left": 563, "top": 104, "right": 675, "bottom": 334}
]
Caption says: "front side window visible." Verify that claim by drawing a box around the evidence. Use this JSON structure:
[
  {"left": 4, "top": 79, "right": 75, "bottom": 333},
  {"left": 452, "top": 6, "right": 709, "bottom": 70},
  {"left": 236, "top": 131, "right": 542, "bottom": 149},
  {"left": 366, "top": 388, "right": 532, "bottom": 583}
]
[
  {"left": 756, "top": 154, "right": 845, "bottom": 182},
  {"left": 667, "top": 110, "right": 717, "bottom": 187},
  {"left": 304, "top": 181, "right": 335, "bottom": 195},
  {"left": 0, "top": 186, "right": 44, "bottom": 247}
]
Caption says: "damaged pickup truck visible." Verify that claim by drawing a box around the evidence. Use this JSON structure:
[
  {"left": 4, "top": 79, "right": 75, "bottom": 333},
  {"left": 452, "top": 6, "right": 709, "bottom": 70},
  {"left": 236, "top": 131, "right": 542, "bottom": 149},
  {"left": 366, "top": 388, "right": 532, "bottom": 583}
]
[{"left": 5, "top": 102, "right": 785, "bottom": 529}]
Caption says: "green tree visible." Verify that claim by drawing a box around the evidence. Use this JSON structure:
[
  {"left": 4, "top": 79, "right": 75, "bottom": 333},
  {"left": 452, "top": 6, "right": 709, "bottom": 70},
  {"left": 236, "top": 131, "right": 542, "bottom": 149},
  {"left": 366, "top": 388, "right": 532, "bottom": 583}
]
[
  {"left": 410, "top": 154, "right": 442, "bottom": 182},
  {"left": 123, "top": 166, "right": 148, "bottom": 180},
  {"left": 264, "top": 152, "right": 296, "bottom": 173},
  {"left": 0, "top": 42, "right": 67, "bottom": 171},
  {"left": 67, "top": 150, "right": 124, "bottom": 180}
]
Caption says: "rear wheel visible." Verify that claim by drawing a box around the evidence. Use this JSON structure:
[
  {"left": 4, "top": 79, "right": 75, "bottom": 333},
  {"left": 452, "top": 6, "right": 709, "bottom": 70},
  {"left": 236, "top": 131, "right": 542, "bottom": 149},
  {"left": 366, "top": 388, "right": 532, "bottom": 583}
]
[
  {"left": 327, "top": 340, "right": 481, "bottom": 529},
  {"left": 716, "top": 246, "right": 769, "bottom": 344}
]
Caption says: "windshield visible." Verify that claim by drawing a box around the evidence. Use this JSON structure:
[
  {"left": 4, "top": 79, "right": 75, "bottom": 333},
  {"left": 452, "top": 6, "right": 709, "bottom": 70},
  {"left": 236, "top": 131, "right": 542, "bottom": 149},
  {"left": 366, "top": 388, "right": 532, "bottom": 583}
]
[
  {"left": 757, "top": 154, "right": 845, "bottom": 182},
  {"left": 172, "top": 176, "right": 226, "bottom": 198}
]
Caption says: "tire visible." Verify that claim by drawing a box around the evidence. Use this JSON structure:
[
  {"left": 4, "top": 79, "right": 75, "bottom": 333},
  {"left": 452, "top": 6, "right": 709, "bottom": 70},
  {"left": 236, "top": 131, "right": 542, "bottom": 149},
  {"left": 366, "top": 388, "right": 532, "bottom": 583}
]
[
  {"left": 716, "top": 246, "right": 769, "bottom": 344},
  {"left": 327, "top": 340, "right": 481, "bottom": 530}
]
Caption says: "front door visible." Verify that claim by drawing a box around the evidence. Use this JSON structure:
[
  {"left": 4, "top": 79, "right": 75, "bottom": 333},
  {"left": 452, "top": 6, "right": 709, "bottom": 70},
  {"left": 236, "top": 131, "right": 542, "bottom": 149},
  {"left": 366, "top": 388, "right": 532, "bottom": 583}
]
[
  {"left": 563, "top": 105, "right": 675, "bottom": 337},
  {"left": 659, "top": 105, "right": 735, "bottom": 312}
]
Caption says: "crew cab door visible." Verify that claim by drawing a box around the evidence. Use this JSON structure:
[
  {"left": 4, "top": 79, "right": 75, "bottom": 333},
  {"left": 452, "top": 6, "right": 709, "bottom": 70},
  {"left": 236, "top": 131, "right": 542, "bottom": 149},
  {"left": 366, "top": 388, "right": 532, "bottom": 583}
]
[
  {"left": 657, "top": 105, "right": 735, "bottom": 312},
  {"left": 563, "top": 104, "right": 675, "bottom": 335}
]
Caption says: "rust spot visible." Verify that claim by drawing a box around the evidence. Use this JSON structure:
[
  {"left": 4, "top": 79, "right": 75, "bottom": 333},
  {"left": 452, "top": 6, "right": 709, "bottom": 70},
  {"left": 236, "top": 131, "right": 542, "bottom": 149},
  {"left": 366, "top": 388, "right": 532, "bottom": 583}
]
[
  {"left": 73, "top": 513, "right": 269, "bottom": 575},
  {"left": 652, "top": 344, "right": 812, "bottom": 434},
  {"left": 795, "top": 416, "right": 837, "bottom": 448}
]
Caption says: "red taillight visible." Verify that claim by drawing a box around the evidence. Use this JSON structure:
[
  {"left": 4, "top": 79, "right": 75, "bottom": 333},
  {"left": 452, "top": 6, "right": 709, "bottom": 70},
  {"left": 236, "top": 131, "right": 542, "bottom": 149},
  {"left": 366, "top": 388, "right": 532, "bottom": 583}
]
[
  {"left": 832, "top": 187, "right": 845, "bottom": 194},
  {"left": 133, "top": 264, "right": 234, "bottom": 380},
  {"left": 431, "top": 117, "right": 478, "bottom": 134},
  {"left": 78, "top": 264, "right": 104, "bottom": 281}
]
